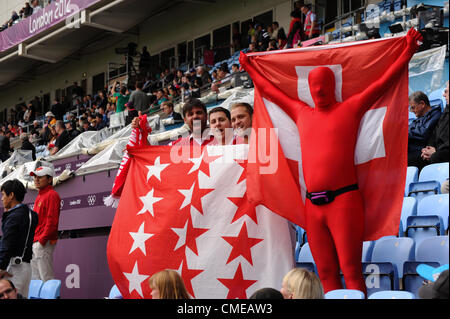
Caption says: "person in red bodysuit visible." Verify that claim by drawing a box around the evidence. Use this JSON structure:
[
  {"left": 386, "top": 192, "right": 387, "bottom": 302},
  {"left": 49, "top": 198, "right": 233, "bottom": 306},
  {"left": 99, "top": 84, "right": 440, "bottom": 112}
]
[{"left": 241, "top": 28, "right": 423, "bottom": 294}]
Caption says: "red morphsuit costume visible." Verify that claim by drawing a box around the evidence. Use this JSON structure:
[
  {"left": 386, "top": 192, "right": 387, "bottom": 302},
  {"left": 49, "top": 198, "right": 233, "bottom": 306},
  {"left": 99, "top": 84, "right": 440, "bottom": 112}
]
[{"left": 241, "top": 29, "right": 423, "bottom": 294}]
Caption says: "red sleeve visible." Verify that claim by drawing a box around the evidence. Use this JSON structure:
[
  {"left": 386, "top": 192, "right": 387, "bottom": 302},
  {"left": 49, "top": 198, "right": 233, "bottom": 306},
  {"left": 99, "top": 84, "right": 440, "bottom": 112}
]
[{"left": 39, "top": 192, "right": 61, "bottom": 245}]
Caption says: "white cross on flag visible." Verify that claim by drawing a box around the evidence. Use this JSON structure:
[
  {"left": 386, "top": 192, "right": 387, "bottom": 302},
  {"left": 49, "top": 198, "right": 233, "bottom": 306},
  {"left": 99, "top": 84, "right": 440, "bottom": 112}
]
[{"left": 107, "top": 144, "right": 295, "bottom": 299}]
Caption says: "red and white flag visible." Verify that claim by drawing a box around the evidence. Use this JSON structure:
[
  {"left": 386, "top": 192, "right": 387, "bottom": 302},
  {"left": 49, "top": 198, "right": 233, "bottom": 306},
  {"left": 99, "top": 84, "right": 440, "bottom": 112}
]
[
  {"left": 240, "top": 36, "right": 410, "bottom": 241},
  {"left": 107, "top": 144, "right": 294, "bottom": 299}
]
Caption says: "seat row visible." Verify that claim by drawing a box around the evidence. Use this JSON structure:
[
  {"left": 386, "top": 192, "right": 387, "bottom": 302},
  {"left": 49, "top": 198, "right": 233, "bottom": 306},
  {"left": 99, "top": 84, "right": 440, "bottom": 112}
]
[
  {"left": 28, "top": 279, "right": 61, "bottom": 299},
  {"left": 405, "top": 162, "right": 449, "bottom": 200},
  {"left": 296, "top": 235, "right": 449, "bottom": 298}
]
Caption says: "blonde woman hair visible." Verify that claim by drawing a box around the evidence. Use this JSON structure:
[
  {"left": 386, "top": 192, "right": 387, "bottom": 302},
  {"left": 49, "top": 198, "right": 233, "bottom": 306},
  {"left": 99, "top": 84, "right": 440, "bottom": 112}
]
[
  {"left": 148, "top": 269, "right": 191, "bottom": 299},
  {"left": 282, "top": 268, "right": 324, "bottom": 299}
]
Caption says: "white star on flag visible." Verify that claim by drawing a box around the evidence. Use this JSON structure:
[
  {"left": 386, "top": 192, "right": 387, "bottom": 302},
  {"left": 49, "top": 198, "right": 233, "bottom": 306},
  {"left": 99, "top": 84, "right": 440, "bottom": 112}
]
[
  {"left": 178, "top": 182, "right": 195, "bottom": 210},
  {"left": 188, "top": 156, "right": 202, "bottom": 175},
  {"left": 171, "top": 220, "right": 188, "bottom": 251},
  {"left": 146, "top": 156, "right": 170, "bottom": 182},
  {"left": 137, "top": 189, "right": 162, "bottom": 217},
  {"left": 123, "top": 261, "right": 149, "bottom": 298},
  {"left": 129, "top": 222, "right": 154, "bottom": 255}
]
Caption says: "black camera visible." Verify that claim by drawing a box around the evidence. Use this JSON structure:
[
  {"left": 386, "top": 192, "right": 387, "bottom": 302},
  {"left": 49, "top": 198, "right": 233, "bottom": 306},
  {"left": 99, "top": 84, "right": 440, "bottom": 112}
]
[{"left": 12, "top": 257, "right": 22, "bottom": 265}]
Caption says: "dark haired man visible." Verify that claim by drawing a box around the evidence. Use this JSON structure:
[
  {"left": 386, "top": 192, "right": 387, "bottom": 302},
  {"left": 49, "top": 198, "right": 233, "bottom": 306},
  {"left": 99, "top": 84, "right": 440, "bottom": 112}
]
[
  {"left": 129, "top": 81, "right": 150, "bottom": 112},
  {"left": 0, "top": 278, "right": 25, "bottom": 299},
  {"left": 0, "top": 179, "right": 38, "bottom": 297},
  {"left": 231, "top": 102, "right": 253, "bottom": 144},
  {"left": 208, "top": 107, "right": 233, "bottom": 145},
  {"left": 29, "top": 164, "right": 61, "bottom": 282}
]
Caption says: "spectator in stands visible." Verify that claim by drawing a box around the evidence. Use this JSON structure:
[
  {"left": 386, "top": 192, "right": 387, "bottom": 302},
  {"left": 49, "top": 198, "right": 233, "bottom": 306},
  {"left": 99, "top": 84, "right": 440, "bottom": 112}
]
[
  {"left": 231, "top": 25, "right": 242, "bottom": 52},
  {"left": 95, "top": 113, "right": 107, "bottom": 130},
  {"left": 255, "top": 23, "right": 271, "bottom": 52},
  {"left": 287, "top": 10, "right": 303, "bottom": 48},
  {"left": 139, "top": 46, "right": 151, "bottom": 77},
  {"left": 80, "top": 119, "right": 95, "bottom": 132},
  {"left": 124, "top": 102, "right": 138, "bottom": 126},
  {"left": 196, "top": 66, "right": 212, "bottom": 86},
  {"left": 421, "top": 81, "right": 449, "bottom": 166},
  {"left": 168, "top": 85, "right": 180, "bottom": 101},
  {"left": 280, "top": 268, "right": 324, "bottom": 299},
  {"left": 249, "top": 287, "right": 284, "bottom": 299},
  {"left": 209, "top": 107, "right": 233, "bottom": 145},
  {"left": 231, "top": 64, "right": 240, "bottom": 74},
  {"left": 301, "top": 4, "right": 320, "bottom": 40},
  {"left": 49, "top": 121, "right": 70, "bottom": 155},
  {"left": 267, "top": 39, "right": 278, "bottom": 51},
  {"left": 30, "top": 163, "right": 61, "bottom": 283},
  {"left": 31, "top": 0, "right": 42, "bottom": 14},
  {"left": 50, "top": 99, "right": 65, "bottom": 121},
  {"left": 408, "top": 91, "right": 441, "bottom": 169},
  {"left": 24, "top": 2, "right": 33, "bottom": 18},
  {"left": 217, "top": 65, "right": 230, "bottom": 81},
  {"left": 272, "top": 21, "right": 287, "bottom": 49},
  {"left": 0, "top": 130, "right": 12, "bottom": 162},
  {"left": 65, "top": 120, "right": 80, "bottom": 140},
  {"left": 419, "top": 269, "right": 449, "bottom": 299},
  {"left": 148, "top": 269, "right": 190, "bottom": 299},
  {"left": 231, "top": 102, "right": 253, "bottom": 144},
  {"left": 30, "top": 120, "right": 41, "bottom": 139},
  {"left": 161, "top": 101, "right": 183, "bottom": 123},
  {"left": 45, "top": 111, "right": 57, "bottom": 126},
  {"left": 129, "top": 81, "right": 150, "bottom": 112},
  {"left": 112, "top": 84, "right": 130, "bottom": 113},
  {"left": 247, "top": 22, "right": 256, "bottom": 47},
  {"left": 0, "top": 179, "right": 38, "bottom": 297},
  {"left": 0, "top": 279, "right": 25, "bottom": 299},
  {"left": 20, "top": 133, "right": 36, "bottom": 161},
  {"left": 151, "top": 89, "right": 168, "bottom": 109}
]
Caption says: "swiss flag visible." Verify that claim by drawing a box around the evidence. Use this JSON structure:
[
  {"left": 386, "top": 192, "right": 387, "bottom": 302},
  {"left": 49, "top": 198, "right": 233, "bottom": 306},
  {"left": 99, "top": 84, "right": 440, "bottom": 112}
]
[
  {"left": 107, "top": 144, "right": 294, "bottom": 299},
  {"left": 240, "top": 36, "right": 410, "bottom": 241}
]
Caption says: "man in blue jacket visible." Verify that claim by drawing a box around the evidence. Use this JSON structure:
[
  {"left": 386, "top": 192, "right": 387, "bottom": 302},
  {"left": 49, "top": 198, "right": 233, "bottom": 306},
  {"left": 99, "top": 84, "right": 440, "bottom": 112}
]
[
  {"left": 407, "top": 91, "right": 441, "bottom": 170},
  {"left": 0, "top": 179, "right": 38, "bottom": 298}
]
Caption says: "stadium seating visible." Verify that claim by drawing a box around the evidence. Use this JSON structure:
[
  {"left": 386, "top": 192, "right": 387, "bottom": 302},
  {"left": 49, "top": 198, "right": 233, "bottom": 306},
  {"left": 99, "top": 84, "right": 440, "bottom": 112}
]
[
  {"left": 368, "top": 290, "right": 415, "bottom": 299},
  {"left": 28, "top": 280, "right": 44, "bottom": 299},
  {"left": 419, "top": 162, "right": 449, "bottom": 185},
  {"left": 108, "top": 284, "right": 122, "bottom": 299},
  {"left": 405, "top": 166, "right": 419, "bottom": 197},
  {"left": 39, "top": 279, "right": 61, "bottom": 299},
  {"left": 408, "top": 181, "right": 440, "bottom": 202},
  {"left": 362, "top": 241, "right": 375, "bottom": 262},
  {"left": 296, "top": 243, "right": 316, "bottom": 273},
  {"left": 400, "top": 197, "right": 417, "bottom": 236},
  {"left": 325, "top": 289, "right": 365, "bottom": 299},
  {"left": 417, "top": 194, "right": 449, "bottom": 232},
  {"left": 371, "top": 237, "right": 415, "bottom": 289},
  {"left": 428, "top": 87, "right": 446, "bottom": 112},
  {"left": 402, "top": 261, "right": 440, "bottom": 298},
  {"left": 363, "top": 261, "right": 397, "bottom": 293},
  {"left": 415, "top": 236, "right": 449, "bottom": 265}
]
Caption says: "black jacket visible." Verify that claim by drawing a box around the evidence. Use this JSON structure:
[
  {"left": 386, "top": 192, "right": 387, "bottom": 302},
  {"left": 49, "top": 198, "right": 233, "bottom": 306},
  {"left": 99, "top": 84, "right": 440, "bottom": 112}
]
[
  {"left": 428, "top": 104, "right": 449, "bottom": 163},
  {"left": 20, "top": 140, "right": 36, "bottom": 161},
  {"left": 0, "top": 204, "right": 38, "bottom": 270}
]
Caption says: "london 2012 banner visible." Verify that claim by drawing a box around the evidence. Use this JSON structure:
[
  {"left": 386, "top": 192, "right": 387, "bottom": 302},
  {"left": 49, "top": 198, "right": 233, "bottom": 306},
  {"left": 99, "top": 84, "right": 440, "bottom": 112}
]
[{"left": 0, "top": 0, "right": 101, "bottom": 52}]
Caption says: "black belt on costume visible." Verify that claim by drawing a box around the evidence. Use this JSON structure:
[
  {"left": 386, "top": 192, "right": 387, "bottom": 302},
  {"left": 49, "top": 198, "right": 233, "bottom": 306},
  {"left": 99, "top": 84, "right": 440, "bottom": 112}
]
[{"left": 306, "top": 184, "right": 359, "bottom": 206}]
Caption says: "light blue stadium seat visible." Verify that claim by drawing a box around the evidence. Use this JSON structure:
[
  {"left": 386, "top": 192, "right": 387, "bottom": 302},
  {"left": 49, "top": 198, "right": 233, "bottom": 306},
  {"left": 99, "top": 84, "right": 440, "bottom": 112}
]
[
  {"left": 415, "top": 236, "right": 449, "bottom": 265},
  {"left": 400, "top": 197, "right": 417, "bottom": 235},
  {"left": 406, "top": 215, "right": 442, "bottom": 247},
  {"left": 405, "top": 166, "right": 419, "bottom": 197},
  {"left": 368, "top": 290, "right": 415, "bottom": 299},
  {"left": 39, "top": 279, "right": 61, "bottom": 299},
  {"left": 371, "top": 237, "right": 415, "bottom": 281},
  {"left": 28, "top": 280, "right": 43, "bottom": 299},
  {"left": 362, "top": 241, "right": 374, "bottom": 262},
  {"left": 408, "top": 181, "right": 440, "bottom": 202},
  {"left": 428, "top": 87, "right": 446, "bottom": 112},
  {"left": 419, "top": 162, "right": 449, "bottom": 185},
  {"left": 325, "top": 289, "right": 365, "bottom": 299},
  {"left": 418, "top": 194, "right": 449, "bottom": 232},
  {"left": 296, "top": 242, "right": 316, "bottom": 273},
  {"left": 109, "top": 284, "right": 122, "bottom": 299}
]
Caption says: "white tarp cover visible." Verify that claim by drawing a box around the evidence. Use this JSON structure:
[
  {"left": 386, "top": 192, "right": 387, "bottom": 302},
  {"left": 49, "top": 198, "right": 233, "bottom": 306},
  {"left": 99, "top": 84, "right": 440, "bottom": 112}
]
[
  {"left": 75, "top": 138, "right": 129, "bottom": 176},
  {"left": 409, "top": 45, "right": 447, "bottom": 95},
  {"left": 0, "top": 150, "right": 34, "bottom": 181}
]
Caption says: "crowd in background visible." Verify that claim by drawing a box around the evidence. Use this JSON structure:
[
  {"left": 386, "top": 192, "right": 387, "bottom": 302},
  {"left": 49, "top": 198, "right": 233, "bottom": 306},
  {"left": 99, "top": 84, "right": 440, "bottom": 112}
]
[{"left": 1, "top": 0, "right": 53, "bottom": 32}]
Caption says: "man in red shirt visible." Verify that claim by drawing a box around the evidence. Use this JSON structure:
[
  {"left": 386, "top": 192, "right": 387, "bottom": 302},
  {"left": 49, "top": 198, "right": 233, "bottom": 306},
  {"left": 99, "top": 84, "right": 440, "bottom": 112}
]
[{"left": 29, "top": 164, "right": 61, "bottom": 282}]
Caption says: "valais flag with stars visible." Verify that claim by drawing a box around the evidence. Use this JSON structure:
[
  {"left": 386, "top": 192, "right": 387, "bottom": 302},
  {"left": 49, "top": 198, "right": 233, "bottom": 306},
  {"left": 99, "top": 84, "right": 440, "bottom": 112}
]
[
  {"left": 239, "top": 36, "right": 410, "bottom": 241},
  {"left": 107, "top": 144, "right": 294, "bottom": 299}
]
